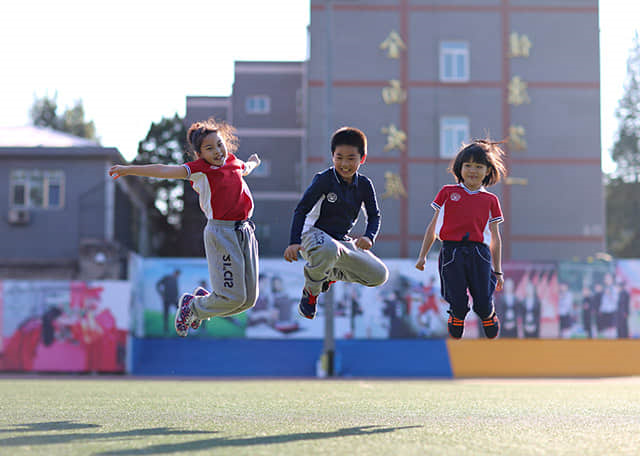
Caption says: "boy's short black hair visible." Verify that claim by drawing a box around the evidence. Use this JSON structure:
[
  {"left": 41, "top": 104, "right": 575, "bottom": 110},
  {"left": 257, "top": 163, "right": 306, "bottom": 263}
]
[{"left": 331, "top": 126, "right": 367, "bottom": 158}]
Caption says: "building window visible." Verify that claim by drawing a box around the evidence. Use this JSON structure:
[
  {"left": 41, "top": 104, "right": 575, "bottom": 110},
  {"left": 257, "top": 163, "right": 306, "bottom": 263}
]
[
  {"left": 10, "top": 169, "right": 65, "bottom": 209},
  {"left": 440, "top": 41, "right": 469, "bottom": 82},
  {"left": 249, "top": 159, "right": 271, "bottom": 178},
  {"left": 440, "top": 117, "right": 469, "bottom": 158},
  {"left": 245, "top": 95, "right": 271, "bottom": 114}
]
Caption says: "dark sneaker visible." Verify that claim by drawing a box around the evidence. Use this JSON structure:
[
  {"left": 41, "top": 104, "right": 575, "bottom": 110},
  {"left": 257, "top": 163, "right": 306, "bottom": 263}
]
[
  {"left": 447, "top": 311, "right": 465, "bottom": 339},
  {"left": 175, "top": 293, "right": 196, "bottom": 337},
  {"left": 482, "top": 312, "right": 500, "bottom": 339},
  {"left": 321, "top": 280, "right": 336, "bottom": 293},
  {"left": 298, "top": 289, "right": 318, "bottom": 320},
  {"left": 190, "top": 287, "right": 209, "bottom": 330}
]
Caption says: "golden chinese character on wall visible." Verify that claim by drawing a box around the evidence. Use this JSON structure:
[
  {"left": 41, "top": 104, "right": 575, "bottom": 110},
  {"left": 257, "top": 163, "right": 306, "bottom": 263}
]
[
  {"left": 379, "top": 30, "right": 406, "bottom": 59},
  {"left": 382, "top": 80, "right": 407, "bottom": 104},
  {"left": 508, "top": 76, "right": 530, "bottom": 106},
  {"left": 381, "top": 124, "right": 407, "bottom": 152},
  {"left": 509, "top": 32, "right": 532, "bottom": 58},
  {"left": 505, "top": 177, "right": 528, "bottom": 186},
  {"left": 509, "top": 125, "right": 527, "bottom": 151},
  {"left": 382, "top": 171, "right": 408, "bottom": 199}
]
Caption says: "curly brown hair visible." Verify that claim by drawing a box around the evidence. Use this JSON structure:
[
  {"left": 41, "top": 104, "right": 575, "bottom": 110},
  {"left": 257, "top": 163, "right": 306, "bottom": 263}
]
[
  {"left": 449, "top": 139, "right": 507, "bottom": 187},
  {"left": 186, "top": 118, "right": 238, "bottom": 159}
]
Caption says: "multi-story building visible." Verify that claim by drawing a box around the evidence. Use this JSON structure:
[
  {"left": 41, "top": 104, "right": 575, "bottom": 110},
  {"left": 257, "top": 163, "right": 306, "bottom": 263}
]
[
  {"left": 186, "top": 1, "right": 602, "bottom": 261},
  {"left": 306, "top": 0, "right": 603, "bottom": 261},
  {"left": 185, "top": 61, "right": 306, "bottom": 257}
]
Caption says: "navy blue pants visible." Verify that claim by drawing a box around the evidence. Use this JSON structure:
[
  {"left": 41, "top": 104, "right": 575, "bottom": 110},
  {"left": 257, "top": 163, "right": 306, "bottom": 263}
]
[{"left": 438, "top": 241, "right": 497, "bottom": 320}]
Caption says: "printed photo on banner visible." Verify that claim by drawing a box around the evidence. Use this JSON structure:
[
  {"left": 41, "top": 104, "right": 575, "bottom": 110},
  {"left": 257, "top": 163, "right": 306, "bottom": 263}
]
[
  {"left": 557, "top": 261, "right": 618, "bottom": 339},
  {"left": 495, "top": 262, "right": 558, "bottom": 339},
  {"left": 0, "top": 280, "right": 130, "bottom": 373}
]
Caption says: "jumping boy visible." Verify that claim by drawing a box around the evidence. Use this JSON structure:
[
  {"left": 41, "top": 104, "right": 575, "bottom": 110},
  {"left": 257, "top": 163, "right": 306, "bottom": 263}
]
[{"left": 283, "top": 126, "right": 389, "bottom": 319}]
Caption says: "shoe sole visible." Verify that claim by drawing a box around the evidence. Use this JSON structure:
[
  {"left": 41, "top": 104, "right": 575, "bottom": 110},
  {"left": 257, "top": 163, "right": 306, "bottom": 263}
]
[
  {"left": 191, "top": 287, "right": 210, "bottom": 330},
  {"left": 175, "top": 293, "right": 192, "bottom": 337}
]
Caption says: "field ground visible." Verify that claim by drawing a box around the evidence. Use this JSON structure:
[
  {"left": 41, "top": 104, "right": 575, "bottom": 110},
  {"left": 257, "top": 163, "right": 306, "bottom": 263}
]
[{"left": 1, "top": 376, "right": 640, "bottom": 455}]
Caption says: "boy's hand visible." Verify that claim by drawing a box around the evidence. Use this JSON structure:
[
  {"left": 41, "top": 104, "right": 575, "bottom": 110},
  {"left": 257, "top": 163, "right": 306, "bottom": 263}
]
[
  {"left": 284, "top": 244, "right": 302, "bottom": 262},
  {"left": 415, "top": 257, "right": 426, "bottom": 271},
  {"left": 355, "top": 236, "right": 372, "bottom": 250},
  {"left": 108, "top": 165, "right": 129, "bottom": 179},
  {"left": 494, "top": 274, "right": 504, "bottom": 292}
]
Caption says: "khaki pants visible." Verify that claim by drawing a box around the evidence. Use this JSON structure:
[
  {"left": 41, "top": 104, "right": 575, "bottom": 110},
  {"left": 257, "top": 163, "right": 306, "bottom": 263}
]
[
  {"left": 300, "top": 226, "right": 388, "bottom": 296},
  {"left": 191, "top": 219, "right": 259, "bottom": 319}
]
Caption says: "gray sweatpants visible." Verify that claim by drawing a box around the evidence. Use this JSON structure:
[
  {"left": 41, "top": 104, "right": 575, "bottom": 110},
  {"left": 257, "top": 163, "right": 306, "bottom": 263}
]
[
  {"left": 191, "top": 219, "right": 259, "bottom": 319},
  {"left": 300, "top": 226, "right": 389, "bottom": 296}
]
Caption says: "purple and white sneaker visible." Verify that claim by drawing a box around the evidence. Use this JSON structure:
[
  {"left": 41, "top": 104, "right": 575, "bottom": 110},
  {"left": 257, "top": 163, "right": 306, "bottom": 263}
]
[
  {"left": 175, "top": 293, "right": 196, "bottom": 337},
  {"left": 190, "top": 287, "right": 210, "bottom": 330}
]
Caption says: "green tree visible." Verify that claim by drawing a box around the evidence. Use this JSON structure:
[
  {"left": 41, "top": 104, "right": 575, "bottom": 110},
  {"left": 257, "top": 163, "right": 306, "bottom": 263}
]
[
  {"left": 611, "top": 32, "right": 640, "bottom": 181},
  {"left": 606, "top": 32, "right": 640, "bottom": 257},
  {"left": 134, "top": 114, "right": 205, "bottom": 257},
  {"left": 30, "top": 93, "right": 98, "bottom": 141},
  {"left": 134, "top": 113, "right": 189, "bottom": 227}
]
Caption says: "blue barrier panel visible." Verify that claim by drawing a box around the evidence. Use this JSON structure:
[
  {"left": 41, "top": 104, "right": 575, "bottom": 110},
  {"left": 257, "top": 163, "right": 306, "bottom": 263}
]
[
  {"left": 335, "top": 339, "right": 453, "bottom": 378},
  {"left": 131, "top": 338, "right": 323, "bottom": 377}
]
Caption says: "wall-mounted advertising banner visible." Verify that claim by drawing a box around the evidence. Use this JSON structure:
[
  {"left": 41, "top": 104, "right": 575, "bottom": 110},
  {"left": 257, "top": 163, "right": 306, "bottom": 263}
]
[
  {"left": 0, "top": 280, "right": 130, "bottom": 372},
  {"left": 612, "top": 260, "right": 640, "bottom": 338},
  {"left": 129, "top": 257, "right": 634, "bottom": 340},
  {"left": 557, "top": 261, "right": 618, "bottom": 339},
  {"left": 495, "top": 262, "right": 559, "bottom": 339}
]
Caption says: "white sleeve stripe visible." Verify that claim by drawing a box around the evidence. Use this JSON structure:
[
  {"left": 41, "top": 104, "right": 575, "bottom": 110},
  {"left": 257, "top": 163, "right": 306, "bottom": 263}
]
[
  {"left": 183, "top": 164, "right": 191, "bottom": 179},
  {"left": 431, "top": 202, "right": 441, "bottom": 210},
  {"left": 489, "top": 216, "right": 504, "bottom": 223}
]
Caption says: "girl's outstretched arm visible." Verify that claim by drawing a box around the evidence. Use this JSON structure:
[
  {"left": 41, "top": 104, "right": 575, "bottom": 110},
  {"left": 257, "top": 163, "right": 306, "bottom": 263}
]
[
  {"left": 108, "top": 164, "right": 188, "bottom": 180},
  {"left": 415, "top": 210, "right": 439, "bottom": 271}
]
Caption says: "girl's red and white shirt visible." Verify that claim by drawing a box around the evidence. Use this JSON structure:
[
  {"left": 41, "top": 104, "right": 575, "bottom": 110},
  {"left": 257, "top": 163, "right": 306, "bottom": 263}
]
[
  {"left": 183, "top": 154, "right": 254, "bottom": 221},
  {"left": 431, "top": 183, "right": 503, "bottom": 245}
]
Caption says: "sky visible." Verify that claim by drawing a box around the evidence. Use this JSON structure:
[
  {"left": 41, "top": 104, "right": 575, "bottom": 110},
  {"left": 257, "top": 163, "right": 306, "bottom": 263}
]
[{"left": 0, "top": 0, "right": 636, "bottom": 173}]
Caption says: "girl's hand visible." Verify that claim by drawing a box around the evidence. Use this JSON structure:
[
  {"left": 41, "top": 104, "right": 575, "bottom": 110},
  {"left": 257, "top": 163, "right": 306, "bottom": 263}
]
[
  {"left": 247, "top": 154, "right": 261, "bottom": 166},
  {"left": 415, "top": 258, "right": 426, "bottom": 271},
  {"left": 355, "top": 236, "right": 372, "bottom": 250},
  {"left": 108, "top": 165, "right": 129, "bottom": 179}
]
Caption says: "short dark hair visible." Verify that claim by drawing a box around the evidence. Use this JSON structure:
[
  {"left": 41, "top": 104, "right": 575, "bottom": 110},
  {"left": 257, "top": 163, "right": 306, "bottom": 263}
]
[
  {"left": 450, "top": 139, "right": 507, "bottom": 186},
  {"left": 331, "top": 126, "right": 367, "bottom": 158}
]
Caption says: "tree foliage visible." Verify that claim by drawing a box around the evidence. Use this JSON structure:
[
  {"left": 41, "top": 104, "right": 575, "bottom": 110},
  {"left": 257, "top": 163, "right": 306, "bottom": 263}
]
[
  {"left": 30, "top": 93, "right": 98, "bottom": 141},
  {"left": 134, "top": 113, "right": 189, "bottom": 227},
  {"left": 607, "top": 33, "right": 640, "bottom": 256},
  {"left": 134, "top": 114, "right": 205, "bottom": 257}
]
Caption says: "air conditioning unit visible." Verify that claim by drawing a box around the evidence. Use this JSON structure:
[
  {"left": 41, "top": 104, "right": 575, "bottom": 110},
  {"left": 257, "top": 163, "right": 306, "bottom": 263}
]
[{"left": 8, "top": 208, "right": 30, "bottom": 225}]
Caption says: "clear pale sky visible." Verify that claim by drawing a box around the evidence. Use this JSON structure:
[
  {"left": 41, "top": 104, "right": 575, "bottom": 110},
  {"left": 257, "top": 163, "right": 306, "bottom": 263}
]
[{"left": 0, "top": 0, "right": 635, "bottom": 172}]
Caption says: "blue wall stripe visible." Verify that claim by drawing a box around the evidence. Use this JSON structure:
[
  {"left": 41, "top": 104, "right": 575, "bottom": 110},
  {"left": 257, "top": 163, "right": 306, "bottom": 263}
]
[
  {"left": 336, "top": 340, "right": 452, "bottom": 378},
  {"left": 130, "top": 338, "right": 453, "bottom": 378}
]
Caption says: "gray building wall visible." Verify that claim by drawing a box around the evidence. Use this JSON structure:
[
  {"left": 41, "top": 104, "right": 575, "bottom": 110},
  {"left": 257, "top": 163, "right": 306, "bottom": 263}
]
[
  {"left": 307, "top": 0, "right": 603, "bottom": 261},
  {"left": 185, "top": 61, "right": 305, "bottom": 257},
  {"left": 0, "top": 150, "right": 116, "bottom": 260},
  {"left": 1, "top": 143, "right": 150, "bottom": 278}
]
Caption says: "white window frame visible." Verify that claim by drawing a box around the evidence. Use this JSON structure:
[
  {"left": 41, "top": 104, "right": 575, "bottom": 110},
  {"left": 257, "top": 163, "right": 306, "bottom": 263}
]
[
  {"left": 440, "top": 117, "right": 469, "bottom": 158},
  {"left": 439, "top": 41, "right": 470, "bottom": 82},
  {"left": 9, "top": 169, "right": 65, "bottom": 209},
  {"left": 245, "top": 95, "right": 271, "bottom": 115}
]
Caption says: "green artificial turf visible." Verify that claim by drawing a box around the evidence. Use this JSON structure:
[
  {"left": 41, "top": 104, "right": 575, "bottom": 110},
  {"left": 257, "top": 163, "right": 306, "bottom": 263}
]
[{"left": 1, "top": 377, "right": 639, "bottom": 455}]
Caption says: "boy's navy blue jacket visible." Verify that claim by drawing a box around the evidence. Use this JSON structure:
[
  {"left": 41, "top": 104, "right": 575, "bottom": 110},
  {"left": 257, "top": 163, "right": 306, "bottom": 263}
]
[{"left": 289, "top": 168, "right": 381, "bottom": 245}]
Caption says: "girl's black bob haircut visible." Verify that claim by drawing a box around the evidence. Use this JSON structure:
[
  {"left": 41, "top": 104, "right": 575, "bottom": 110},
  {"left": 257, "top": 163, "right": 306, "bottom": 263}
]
[{"left": 449, "top": 139, "right": 507, "bottom": 187}]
